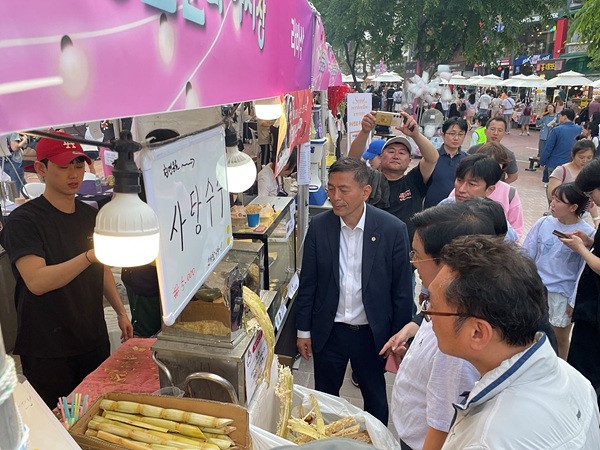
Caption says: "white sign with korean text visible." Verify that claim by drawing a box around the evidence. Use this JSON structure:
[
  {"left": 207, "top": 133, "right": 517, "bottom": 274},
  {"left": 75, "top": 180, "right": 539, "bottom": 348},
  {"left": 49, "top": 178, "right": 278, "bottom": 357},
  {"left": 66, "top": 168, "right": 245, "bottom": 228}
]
[
  {"left": 346, "top": 93, "right": 372, "bottom": 155},
  {"left": 141, "top": 128, "right": 233, "bottom": 326}
]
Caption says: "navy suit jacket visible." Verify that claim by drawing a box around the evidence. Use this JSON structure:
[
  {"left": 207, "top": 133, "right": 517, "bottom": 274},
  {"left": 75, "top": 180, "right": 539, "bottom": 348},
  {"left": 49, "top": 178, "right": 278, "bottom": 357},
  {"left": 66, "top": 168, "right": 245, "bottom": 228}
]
[{"left": 296, "top": 203, "right": 413, "bottom": 354}]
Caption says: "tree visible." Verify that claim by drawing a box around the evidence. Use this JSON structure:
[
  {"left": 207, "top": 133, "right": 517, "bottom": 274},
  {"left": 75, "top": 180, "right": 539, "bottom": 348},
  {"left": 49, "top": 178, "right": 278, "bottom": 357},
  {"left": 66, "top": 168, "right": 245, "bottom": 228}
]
[
  {"left": 571, "top": 0, "right": 600, "bottom": 68},
  {"left": 311, "top": 0, "right": 405, "bottom": 82},
  {"left": 397, "top": 0, "right": 562, "bottom": 71}
]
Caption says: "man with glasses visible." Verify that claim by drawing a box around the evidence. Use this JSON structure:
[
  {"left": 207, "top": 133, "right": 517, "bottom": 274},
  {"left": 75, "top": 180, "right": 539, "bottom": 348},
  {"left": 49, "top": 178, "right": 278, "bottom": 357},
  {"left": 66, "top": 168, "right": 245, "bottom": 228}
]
[
  {"left": 423, "top": 118, "right": 469, "bottom": 208},
  {"left": 430, "top": 236, "right": 600, "bottom": 449},
  {"left": 0, "top": 132, "right": 133, "bottom": 408},
  {"left": 467, "top": 116, "right": 519, "bottom": 184}
]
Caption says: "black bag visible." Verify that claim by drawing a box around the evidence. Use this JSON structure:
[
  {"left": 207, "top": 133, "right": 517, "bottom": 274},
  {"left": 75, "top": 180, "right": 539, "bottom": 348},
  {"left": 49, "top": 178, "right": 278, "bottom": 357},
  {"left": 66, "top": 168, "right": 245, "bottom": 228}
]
[{"left": 459, "top": 102, "right": 467, "bottom": 112}]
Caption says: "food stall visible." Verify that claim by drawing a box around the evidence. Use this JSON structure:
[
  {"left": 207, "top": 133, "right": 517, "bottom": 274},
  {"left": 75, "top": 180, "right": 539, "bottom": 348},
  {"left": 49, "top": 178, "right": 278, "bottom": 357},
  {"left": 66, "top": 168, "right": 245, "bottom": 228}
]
[{"left": 0, "top": 1, "right": 347, "bottom": 449}]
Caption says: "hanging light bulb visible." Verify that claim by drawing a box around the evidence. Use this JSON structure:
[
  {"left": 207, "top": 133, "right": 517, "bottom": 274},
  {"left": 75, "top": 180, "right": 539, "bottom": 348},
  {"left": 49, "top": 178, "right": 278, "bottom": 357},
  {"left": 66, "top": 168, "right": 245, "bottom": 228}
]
[
  {"left": 225, "top": 128, "right": 256, "bottom": 193},
  {"left": 254, "top": 96, "right": 282, "bottom": 120},
  {"left": 94, "top": 132, "right": 160, "bottom": 267}
]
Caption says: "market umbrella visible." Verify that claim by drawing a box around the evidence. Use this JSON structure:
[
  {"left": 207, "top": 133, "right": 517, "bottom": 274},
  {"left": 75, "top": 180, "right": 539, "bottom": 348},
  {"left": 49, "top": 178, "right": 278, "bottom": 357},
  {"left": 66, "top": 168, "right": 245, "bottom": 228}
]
[
  {"left": 446, "top": 75, "right": 468, "bottom": 85},
  {"left": 544, "top": 70, "right": 593, "bottom": 88},
  {"left": 474, "top": 74, "right": 504, "bottom": 87},
  {"left": 591, "top": 79, "right": 600, "bottom": 88},
  {"left": 460, "top": 76, "right": 482, "bottom": 86},
  {"left": 373, "top": 71, "right": 404, "bottom": 83},
  {"left": 342, "top": 74, "right": 363, "bottom": 83},
  {"left": 499, "top": 74, "right": 546, "bottom": 88}
]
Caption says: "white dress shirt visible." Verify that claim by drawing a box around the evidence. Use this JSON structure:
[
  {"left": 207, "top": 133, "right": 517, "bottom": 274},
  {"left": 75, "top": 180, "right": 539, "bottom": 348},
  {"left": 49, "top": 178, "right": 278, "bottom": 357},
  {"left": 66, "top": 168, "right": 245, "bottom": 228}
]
[
  {"left": 297, "top": 203, "right": 368, "bottom": 339},
  {"left": 335, "top": 204, "right": 368, "bottom": 325}
]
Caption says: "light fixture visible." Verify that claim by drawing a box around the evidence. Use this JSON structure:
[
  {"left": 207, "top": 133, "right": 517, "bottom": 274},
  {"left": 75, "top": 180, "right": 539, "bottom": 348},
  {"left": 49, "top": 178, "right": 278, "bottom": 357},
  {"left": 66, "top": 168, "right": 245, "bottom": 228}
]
[
  {"left": 94, "top": 132, "right": 160, "bottom": 267},
  {"left": 254, "top": 96, "right": 282, "bottom": 120},
  {"left": 225, "top": 128, "right": 256, "bottom": 193}
]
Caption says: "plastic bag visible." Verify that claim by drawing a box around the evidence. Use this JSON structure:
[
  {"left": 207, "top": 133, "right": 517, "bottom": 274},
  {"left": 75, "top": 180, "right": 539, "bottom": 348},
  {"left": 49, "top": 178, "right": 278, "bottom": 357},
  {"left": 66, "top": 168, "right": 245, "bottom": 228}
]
[{"left": 249, "top": 383, "right": 400, "bottom": 450}]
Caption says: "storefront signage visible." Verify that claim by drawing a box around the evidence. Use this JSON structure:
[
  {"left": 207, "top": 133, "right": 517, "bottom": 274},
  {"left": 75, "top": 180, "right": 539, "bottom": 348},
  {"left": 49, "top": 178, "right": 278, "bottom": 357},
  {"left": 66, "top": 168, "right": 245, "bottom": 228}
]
[
  {"left": 345, "top": 93, "right": 372, "bottom": 155},
  {"left": 0, "top": 1, "right": 316, "bottom": 134},
  {"left": 275, "top": 90, "right": 313, "bottom": 176},
  {"left": 141, "top": 128, "right": 233, "bottom": 326},
  {"left": 536, "top": 59, "right": 565, "bottom": 73},
  {"left": 311, "top": 14, "right": 342, "bottom": 90}
]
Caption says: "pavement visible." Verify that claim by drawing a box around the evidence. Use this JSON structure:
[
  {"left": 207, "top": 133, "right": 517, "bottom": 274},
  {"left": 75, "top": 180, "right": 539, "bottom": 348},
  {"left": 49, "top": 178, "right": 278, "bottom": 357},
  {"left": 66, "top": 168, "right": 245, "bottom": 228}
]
[{"left": 291, "top": 125, "right": 573, "bottom": 429}]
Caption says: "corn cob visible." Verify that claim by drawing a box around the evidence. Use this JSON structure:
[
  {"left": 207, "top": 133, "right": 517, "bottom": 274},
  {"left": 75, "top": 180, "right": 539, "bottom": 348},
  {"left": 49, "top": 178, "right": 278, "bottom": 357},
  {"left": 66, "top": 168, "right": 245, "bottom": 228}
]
[
  {"left": 99, "top": 399, "right": 233, "bottom": 428},
  {"left": 242, "top": 286, "right": 275, "bottom": 386},
  {"left": 275, "top": 364, "right": 293, "bottom": 438},
  {"left": 104, "top": 410, "right": 206, "bottom": 438}
]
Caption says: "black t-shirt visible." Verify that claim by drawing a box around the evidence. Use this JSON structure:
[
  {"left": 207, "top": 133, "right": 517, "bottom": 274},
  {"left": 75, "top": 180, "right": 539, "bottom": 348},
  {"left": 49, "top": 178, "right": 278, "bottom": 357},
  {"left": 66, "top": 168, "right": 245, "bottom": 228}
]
[
  {"left": 0, "top": 196, "right": 108, "bottom": 357},
  {"left": 384, "top": 165, "right": 429, "bottom": 242}
]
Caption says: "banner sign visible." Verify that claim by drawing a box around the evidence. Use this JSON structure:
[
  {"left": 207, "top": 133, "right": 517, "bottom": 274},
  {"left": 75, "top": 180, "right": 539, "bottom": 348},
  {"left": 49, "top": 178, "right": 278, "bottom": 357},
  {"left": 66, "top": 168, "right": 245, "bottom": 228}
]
[
  {"left": 311, "top": 14, "right": 342, "bottom": 90},
  {"left": 0, "top": 0, "right": 315, "bottom": 134},
  {"left": 275, "top": 89, "right": 313, "bottom": 175},
  {"left": 345, "top": 93, "right": 372, "bottom": 156}
]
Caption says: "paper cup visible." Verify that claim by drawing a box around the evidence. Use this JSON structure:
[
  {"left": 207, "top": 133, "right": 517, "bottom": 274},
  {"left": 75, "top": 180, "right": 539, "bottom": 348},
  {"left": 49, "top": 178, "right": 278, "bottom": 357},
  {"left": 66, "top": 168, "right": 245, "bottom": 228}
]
[{"left": 247, "top": 213, "right": 260, "bottom": 227}]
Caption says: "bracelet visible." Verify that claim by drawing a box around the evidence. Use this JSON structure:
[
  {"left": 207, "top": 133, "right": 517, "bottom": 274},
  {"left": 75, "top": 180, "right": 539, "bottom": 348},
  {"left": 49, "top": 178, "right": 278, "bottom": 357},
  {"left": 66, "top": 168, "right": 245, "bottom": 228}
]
[{"left": 84, "top": 250, "right": 93, "bottom": 264}]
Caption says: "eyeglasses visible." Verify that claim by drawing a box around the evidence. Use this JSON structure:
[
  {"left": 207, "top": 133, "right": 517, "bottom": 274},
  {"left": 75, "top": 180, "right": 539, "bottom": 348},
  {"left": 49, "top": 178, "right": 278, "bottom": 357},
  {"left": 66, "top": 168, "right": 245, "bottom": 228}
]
[
  {"left": 420, "top": 299, "right": 473, "bottom": 322},
  {"left": 445, "top": 132, "right": 466, "bottom": 138},
  {"left": 409, "top": 250, "right": 440, "bottom": 264},
  {"left": 487, "top": 128, "right": 505, "bottom": 134}
]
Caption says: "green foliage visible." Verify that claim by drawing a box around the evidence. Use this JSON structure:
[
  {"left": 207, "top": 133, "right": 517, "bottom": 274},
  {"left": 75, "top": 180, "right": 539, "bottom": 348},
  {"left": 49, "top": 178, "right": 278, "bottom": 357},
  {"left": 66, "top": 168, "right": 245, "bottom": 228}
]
[
  {"left": 571, "top": 0, "right": 600, "bottom": 68},
  {"left": 312, "top": 0, "right": 562, "bottom": 76}
]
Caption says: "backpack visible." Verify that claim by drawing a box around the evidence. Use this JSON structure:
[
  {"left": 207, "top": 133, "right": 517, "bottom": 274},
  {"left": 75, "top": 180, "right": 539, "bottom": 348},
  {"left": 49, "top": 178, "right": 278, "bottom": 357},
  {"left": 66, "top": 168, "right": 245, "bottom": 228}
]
[
  {"left": 523, "top": 104, "right": 532, "bottom": 116},
  {"left": 459, "top": 101, "right": 467, "bottom": 112}
]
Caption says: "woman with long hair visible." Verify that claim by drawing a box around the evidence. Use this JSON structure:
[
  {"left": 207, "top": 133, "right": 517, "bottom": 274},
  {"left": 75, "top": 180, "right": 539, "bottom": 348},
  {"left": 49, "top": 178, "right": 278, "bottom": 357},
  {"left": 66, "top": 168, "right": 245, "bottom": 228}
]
[{"left": 523, "top": 183, "right": 595, "bottom": 359}]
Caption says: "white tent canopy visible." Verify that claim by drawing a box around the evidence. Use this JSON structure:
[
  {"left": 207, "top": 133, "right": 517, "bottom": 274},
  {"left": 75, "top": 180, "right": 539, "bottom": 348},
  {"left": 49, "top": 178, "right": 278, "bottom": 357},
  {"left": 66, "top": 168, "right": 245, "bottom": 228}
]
[
  {"left": 544, "top": 70, "right": 593, "bottom": 88},
  {"left": 474, "top": 74, "right": 504, "bottom": 87},
  {"left": 460, "top": 76, "right": 483, "bottom": 86},
  {"left": 499, "top": 74, "right": 546, "bottom": 88},
  {"left": 373, "top": 71, "right": 404, "bottom": 83},
  {"left": 342, "top": 74, "right": 363, "bottom": 83}
]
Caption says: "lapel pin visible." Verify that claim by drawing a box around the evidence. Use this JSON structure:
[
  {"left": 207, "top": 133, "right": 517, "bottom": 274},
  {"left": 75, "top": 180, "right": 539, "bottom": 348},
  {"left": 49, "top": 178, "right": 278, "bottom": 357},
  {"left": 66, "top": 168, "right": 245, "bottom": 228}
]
[{"left": 371, "top": 236, "right": 376, "bottom": 242}]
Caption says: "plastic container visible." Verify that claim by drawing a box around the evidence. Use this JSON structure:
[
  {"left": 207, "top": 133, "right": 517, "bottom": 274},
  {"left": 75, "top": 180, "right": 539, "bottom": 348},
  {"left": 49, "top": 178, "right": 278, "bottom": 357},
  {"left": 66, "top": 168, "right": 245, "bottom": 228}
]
[
  {"left": 247, "top": 213, "right": 260, "bottom": 227},
  {"left": 152, "top": 386, "right": 185, "bottom": 397}
]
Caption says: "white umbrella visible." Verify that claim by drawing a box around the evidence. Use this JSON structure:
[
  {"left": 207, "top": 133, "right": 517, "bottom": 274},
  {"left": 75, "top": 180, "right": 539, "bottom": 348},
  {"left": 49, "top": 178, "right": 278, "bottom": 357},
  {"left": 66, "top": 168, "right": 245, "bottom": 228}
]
[
  {"left": 544, "top": 70, "right": 593, "bottom": 88},
  {"left": 499, "top": 74, "right": 546, "bottom": 88},
  {"left": 460, "top": 75, "right": 483, "bottom": 86},
  {"left": 446, "top": 75, "right": 468, "bottom": 85},
  {"left": 590, "top": 79, "right": 600, "bottom": 88},
  {"left": 342, "top": 74, "right": 363, "bottom": 83},
  {"left": 474, "top": 74, "right": 504, "bottom": 87},
  {"left": 373, "top": 71, "right": 404, "bottom": 83}
]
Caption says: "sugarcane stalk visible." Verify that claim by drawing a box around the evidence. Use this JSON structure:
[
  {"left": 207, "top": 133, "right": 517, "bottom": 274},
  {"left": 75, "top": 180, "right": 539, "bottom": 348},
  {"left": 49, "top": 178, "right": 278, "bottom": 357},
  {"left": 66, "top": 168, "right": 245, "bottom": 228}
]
[
  {"left": 199, "top": 425, "right": 236, "bottom": 435},
  {"left": 96, "top": 430, "right": 152, "bottom": 450},
  {"left": 100, "top": 400, "right": 233, "bottom": 428},
  {"left": 206, "top": 437, "right": 235, "bottom": 449},
  {"left": 309, "top": 394, "right": 325, "bottom": 436},
  {"left": 275, "top": 364, "right": 293, "bottom": 438},
  {"left": 242, "top": 286, "right": 275, "bottom": 386},
  {"left": 85, "top": 429, "right": 98, "bottom": 437},
  {"left": 103, "top": 412, "right": 169, "bottom": 432},
  {"left": 105, "top": 410, "right": 206, "bottom": 438}
]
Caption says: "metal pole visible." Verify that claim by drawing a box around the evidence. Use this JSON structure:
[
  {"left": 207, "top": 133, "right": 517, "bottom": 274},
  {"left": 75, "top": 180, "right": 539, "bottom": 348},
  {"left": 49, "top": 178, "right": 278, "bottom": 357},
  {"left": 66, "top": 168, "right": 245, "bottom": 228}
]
[{"left": 0, "top": 323, "right": 21, "bottom": 450}]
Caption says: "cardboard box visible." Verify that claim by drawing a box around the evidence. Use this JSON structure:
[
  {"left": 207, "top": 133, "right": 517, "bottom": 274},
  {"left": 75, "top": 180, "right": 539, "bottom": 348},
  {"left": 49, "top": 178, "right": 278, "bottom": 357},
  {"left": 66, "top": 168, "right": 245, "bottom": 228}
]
[{"left": 70, "top": 392, "right": 251, "bottom": 450}]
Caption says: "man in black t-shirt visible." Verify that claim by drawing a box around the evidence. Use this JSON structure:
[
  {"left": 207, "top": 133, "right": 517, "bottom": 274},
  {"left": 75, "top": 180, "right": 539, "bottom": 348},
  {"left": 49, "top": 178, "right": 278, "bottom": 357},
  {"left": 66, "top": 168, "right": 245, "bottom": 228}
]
[
  {"left": 349, "top": 111, "right": 439, "bottom": 242},
  {"left": 0, "top": 132, "right": 133, "bottom": 408}
]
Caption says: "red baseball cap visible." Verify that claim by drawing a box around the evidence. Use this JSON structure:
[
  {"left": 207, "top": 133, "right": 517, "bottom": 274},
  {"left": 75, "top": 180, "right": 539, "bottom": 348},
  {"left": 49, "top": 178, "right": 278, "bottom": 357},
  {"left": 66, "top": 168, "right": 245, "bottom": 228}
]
[{"left": 36, "top": 131, "right": 92, "bottom": 165}]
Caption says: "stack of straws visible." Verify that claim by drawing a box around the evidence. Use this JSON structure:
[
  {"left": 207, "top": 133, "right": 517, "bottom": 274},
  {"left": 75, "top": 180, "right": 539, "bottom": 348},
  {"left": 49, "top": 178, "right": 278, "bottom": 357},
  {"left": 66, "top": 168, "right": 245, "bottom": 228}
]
[{"left": 58, "top": 393, "right": 89, "bottom": 430}]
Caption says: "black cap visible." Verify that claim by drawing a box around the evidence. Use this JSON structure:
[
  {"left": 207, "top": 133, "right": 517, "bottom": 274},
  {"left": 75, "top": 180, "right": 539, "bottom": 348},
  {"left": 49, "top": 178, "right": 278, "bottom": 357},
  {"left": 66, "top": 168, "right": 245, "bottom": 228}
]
[{"left": 225, "top": 128, "right": 238, "bottom": 147}]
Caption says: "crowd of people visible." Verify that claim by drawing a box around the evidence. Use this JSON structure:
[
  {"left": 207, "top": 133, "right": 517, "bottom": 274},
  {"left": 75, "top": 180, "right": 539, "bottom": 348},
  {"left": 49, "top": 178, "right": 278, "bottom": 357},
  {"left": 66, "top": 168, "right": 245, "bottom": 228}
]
[{"left": 296, "top": 106, "right": 600, "bottom": 449}]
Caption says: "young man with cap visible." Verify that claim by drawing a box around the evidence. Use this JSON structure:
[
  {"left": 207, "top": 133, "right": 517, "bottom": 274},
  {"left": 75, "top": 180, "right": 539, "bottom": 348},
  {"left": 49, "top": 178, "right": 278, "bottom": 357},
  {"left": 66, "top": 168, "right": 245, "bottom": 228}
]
[
  {"left": 0, "top": 131, "right": 133, "bottom": 408},
  {"left": 349, "top": 111, "right": 438, "bottom": 242},
  {"left": 430, "top": 236, "right": 600, "bottom": 449}
]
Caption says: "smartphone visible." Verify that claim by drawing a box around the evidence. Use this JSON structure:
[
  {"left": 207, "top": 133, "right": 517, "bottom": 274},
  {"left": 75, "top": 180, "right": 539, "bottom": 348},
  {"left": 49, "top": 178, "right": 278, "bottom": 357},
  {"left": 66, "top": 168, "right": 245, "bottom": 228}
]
[
  {"left": 374, "top": 111, "right": 403, "bottom": 127},
  {"left": 552, "top": 229, "right": 570, "bottom": 239},
  {"left": 374, "top": 111, "right": 415, "bottom": 132}
]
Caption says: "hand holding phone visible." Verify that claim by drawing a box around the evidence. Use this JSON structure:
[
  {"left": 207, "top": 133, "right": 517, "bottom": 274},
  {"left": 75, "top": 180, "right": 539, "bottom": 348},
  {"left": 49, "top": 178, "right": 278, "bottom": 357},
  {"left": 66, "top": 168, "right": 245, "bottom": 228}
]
[{"left": 552, "top": 229, "right": 570, "bottom": 239}]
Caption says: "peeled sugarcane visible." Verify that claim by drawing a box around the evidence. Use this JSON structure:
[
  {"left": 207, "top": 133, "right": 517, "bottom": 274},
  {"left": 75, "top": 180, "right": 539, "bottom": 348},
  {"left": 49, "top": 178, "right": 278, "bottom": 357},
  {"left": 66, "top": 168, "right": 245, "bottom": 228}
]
[
  {"left": 99, "top": 399, "right": 233, "bottom": 428},
  {"left": 102, "top": 412, "right": 170, "bottom": 432},
  {"left": 198, "top": 426, "right": 236, "bottom": 435},
  {"left": 96, "top": 430, "right": 153, "bottom": 450},
  {"left": 242, "top": 286, "right": 275, "bottom": 386},
  {"left": 104, "top": 410, "right": 206, "bottom": 438},
  {"left": 89, "top": 418, "right": 211, "bottom": 449},
  {"left": 275, "top": 365, "right": 293, "bottom": 438}
]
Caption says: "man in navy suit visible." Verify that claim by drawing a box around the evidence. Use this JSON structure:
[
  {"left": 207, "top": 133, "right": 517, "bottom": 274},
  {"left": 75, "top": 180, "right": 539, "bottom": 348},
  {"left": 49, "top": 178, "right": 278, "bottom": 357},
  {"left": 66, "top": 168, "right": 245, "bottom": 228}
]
[{"left": 296, "top": 158, "right": 413, "bottom": 424}]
